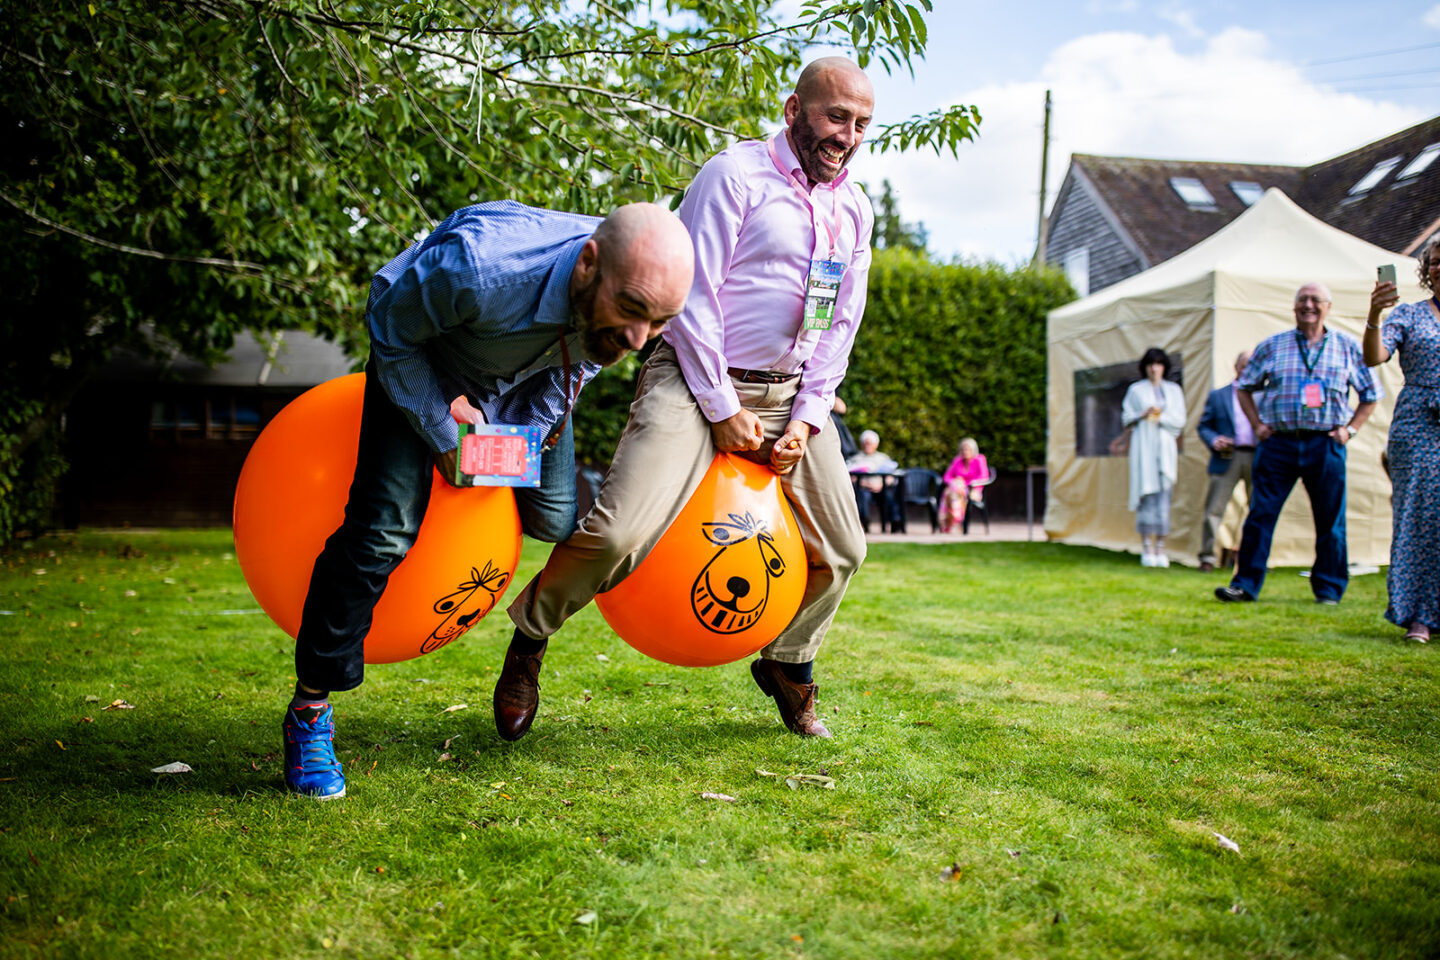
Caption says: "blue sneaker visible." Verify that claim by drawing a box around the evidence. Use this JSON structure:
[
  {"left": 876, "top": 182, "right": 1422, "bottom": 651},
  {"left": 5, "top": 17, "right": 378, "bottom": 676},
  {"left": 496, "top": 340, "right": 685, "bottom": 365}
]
[{"left": 283, "top": 703, "right": 346, "bottom": 799}]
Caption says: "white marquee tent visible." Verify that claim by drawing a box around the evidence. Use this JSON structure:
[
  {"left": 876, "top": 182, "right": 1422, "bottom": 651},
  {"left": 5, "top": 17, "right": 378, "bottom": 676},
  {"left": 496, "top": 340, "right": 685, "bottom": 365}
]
[{"left": 1044, "top": 189, "right": 1423, "bottom": 567}]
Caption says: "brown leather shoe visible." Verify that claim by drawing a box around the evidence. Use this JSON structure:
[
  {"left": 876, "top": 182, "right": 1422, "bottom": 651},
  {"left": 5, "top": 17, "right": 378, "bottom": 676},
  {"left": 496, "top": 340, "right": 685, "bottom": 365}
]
[
  {"left": 750, "top": 659, "right": 832, "bottom": 738},
  {"left": 493, "top": 640, "right": 547, "bottom": 741},
  {"left": 1198, "top": 561, "right": 1216, "bottom": 573}
]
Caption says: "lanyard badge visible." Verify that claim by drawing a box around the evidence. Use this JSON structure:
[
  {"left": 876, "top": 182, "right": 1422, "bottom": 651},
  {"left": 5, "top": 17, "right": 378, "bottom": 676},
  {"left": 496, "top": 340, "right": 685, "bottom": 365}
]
[
  {"left": 456, "top": 423, "right": 542, "bottom": 487},
  {"left": 804, "top": 259, "right": 846, "bottom": 331}
]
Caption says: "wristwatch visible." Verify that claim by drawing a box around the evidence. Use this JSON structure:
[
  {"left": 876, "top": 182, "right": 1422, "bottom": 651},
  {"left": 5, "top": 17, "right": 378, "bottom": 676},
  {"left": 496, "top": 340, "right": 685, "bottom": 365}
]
[{"left": 1344, "top": 422, "right": 1359, "bottom": 437}]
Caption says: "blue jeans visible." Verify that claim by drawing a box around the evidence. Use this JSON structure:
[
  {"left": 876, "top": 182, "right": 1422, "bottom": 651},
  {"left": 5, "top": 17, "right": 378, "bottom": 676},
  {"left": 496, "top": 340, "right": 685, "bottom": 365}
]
[
  {"left": 1231, "top": 431, "right": 1348, "bottom": 601},
  {"left": 295, "top": 360, "right": 578, "bottom": 692}
]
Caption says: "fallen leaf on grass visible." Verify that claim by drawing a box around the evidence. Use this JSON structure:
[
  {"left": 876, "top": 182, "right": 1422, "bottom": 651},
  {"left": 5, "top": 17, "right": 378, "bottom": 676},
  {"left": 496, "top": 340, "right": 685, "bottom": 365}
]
[
  {"left": 441, "top": 736, "right": 458, "bottom": 750},
  {"left": 84, "top": 695, "right": 99, "bottom": 703},
  {"left": 55, "top": 740, "right": 65, "bottom": 751},
  {"left": 440, "top": 703, "right": 467, "bottom": 714},
  {"left": 594, "top": 653, "right": 610, "bottom": 663},
  {"left": 939, "top": 862, "right": 961, "bottom": 881},
  {"left": 102, "top": 699, "right": 136, "bottom": 710},
  {"left": 575, "top": 911, "right": 597, "bottom": 925},
  {"left": 437, "top": 753, "right": 453, "bottom": 762},
  {"left": 755, "top": 768, "right": 778, "bottom": 778},
  {"left": 151, "top": 762, "right": 192, "bottom": 774},
  {"left": 784, "top": 773, "right": 835, "bottom": 790},
  {"left": 1214, "top": 832, "right": 1241, "bottom": 854},
  {"left": 701, "top": 792, "right": 737, "bottom": 803}
]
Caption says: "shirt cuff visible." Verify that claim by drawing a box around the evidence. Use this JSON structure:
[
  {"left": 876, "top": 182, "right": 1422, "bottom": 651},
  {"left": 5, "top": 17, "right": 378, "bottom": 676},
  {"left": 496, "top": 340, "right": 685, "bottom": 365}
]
[
  {"left": 789, "top": 395, "right": 830, "bottom": 434},
  {"left": 424, "top": 416, "right": 460, "bottom": 454},
  {"left": 691, "top": 381, "right": 742, "bottom": 424}
]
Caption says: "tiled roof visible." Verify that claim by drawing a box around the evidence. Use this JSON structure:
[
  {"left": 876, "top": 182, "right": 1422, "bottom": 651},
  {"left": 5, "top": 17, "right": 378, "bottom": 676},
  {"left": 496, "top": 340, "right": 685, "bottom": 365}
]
[
  {"left": 1293, "top": 115, "right": 1440, "bottom": 255},
  {"left": 1070, "top": 155, "right": 1303, "bottom": 266},
  {"left": 1065, "top": 113, "right": 1440, "bottom": 263}
]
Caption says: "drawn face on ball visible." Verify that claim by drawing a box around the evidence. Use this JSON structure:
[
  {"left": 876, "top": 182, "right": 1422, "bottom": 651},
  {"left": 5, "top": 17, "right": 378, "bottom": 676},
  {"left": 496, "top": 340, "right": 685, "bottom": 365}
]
[
  {"left": 691, "top": 512, "right": 788, "bottom": 634},
  {"left": 421, "top": 560, "right": 510, "bottom": 654}
]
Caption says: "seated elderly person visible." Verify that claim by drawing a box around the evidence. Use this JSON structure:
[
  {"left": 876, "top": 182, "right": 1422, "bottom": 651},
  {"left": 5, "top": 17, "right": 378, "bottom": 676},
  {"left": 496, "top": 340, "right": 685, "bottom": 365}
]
[{"left": 846, "top": 429, "right": 901, "bottom": 532}]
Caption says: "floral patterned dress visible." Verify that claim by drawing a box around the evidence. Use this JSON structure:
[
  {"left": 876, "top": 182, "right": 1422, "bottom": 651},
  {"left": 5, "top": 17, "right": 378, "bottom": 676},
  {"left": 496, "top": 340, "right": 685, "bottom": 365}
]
[{"left": 1380, "top": 298, "right": 1440, "bottom": 630}]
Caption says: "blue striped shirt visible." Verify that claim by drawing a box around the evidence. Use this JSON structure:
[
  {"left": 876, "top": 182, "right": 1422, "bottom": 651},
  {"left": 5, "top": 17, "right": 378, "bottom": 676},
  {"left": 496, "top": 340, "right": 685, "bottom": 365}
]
[
  {"left": 1238, "top": 326, "right": 1379, "bottom": 431},
  {"left": 366, "top": 201, "right": 602, "bottom": 452}
]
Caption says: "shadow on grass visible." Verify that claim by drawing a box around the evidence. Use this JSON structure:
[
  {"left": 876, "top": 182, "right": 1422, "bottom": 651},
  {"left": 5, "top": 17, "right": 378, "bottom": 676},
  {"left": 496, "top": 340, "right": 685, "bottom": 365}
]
[{"left": 5, "top": 707, "right": 782, "bottom": 801}]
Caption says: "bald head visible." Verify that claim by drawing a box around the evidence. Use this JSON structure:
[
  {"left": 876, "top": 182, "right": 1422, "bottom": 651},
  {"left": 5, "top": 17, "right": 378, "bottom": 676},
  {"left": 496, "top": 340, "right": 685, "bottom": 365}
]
[
  {"left": 784, "top": 57, "right": 874, "bottom": 186},
  {"left": 794, "top": 57, "right": 870, "bottom": 102},
  {"left": 1234, "top": 350, "right": 1250, "bottom": 378},
  {"left": 569, "top": 202, "right": 694, "bottom": 365}
]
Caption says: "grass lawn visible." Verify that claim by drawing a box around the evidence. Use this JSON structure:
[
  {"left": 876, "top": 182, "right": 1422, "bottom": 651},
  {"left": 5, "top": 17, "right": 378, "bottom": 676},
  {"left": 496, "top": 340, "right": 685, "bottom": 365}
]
[{"left": 1, "top": 530, "right": 1437, "bottom": 959}]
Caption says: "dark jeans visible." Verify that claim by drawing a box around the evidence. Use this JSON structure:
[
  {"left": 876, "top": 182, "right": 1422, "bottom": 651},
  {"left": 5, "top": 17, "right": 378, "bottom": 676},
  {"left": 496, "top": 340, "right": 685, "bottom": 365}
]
[
  {"left": 295, "top": 361, "right": 578, "bottom": 692},
  {"left": 854, "top": 481, "right": 901, "bottom": 532},
  {"left": 1231, "top": 431, "right": 1348, "bottom": 601}
]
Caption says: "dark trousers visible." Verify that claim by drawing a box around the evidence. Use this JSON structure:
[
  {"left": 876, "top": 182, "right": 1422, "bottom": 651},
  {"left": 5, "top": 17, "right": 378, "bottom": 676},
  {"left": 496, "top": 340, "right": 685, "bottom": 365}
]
[
  {"left": 295, "top": 361, "right": 578, "bottom": 692},
  {"left": 854, "top": 482, "right": 900, "bottom": 532},
  {"left": 1231, "top": 431, "right": 1348, "bottom": 601}
]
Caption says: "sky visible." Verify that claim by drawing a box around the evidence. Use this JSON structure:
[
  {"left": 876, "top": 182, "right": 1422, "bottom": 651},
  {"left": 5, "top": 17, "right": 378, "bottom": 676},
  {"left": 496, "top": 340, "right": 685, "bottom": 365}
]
[{"left": 799, "top": 1, "right": 1440, "bottom": 264}]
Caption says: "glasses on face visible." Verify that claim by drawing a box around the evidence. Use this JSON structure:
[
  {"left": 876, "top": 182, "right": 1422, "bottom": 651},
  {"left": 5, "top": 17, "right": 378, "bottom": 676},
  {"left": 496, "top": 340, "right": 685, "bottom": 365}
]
[{"left": 1295, "top": 296, "right": 1330, "bottom": 305}]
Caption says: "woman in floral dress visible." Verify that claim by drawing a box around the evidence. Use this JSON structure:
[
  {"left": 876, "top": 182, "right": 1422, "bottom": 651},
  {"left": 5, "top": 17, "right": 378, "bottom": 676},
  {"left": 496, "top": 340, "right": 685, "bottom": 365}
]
[{"left": 1364, "top": 235, "right": 1440, "bottom": 643}]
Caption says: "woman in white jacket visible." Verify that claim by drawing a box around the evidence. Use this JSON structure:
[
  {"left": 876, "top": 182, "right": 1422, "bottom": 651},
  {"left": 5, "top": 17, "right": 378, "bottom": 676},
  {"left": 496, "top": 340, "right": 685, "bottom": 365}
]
[{"left": 1122, "top": 348, "right": 1187, "bottom": 567}]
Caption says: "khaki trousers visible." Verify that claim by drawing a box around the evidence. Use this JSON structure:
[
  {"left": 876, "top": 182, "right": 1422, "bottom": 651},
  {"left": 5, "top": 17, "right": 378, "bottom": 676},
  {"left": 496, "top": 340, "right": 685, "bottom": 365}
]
[
  {"left": 1199, "top": 449, "right": 1255, "bottom": 565},
  {"left": 509, "top": 343, "right": 867, "bottom": 664}
]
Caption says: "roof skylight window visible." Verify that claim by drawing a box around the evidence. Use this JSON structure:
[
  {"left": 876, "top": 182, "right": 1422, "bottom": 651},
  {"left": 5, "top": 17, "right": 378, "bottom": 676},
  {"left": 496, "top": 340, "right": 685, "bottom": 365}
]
[
  {"left": 1170, "top": 177, "right": 1216, "bottom": 210},
  {"left": 1397, "top": 143, "right": 1440, "bottom": 181},
  {"left": 1349, "top": 156, "right": 1401, "bottom": 195},
  {"left": 1230, "top": 181, "right": 1264, "bottom": 206}
]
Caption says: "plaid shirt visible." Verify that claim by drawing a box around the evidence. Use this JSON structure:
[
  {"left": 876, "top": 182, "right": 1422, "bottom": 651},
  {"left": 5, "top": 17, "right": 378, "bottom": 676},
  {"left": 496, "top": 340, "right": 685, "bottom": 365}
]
[
  {"left": 366, "top": 201, "right": 602, "bottom": 452},
  {"left": 1238, "top": 326, "right": 1379, "bottom": 432}
]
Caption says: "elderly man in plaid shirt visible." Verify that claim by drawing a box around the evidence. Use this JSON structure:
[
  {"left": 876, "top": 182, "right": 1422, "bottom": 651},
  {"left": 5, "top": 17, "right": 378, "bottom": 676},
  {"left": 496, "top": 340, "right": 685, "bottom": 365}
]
[{"left": 1215, "top": 282, "right": 1380, "bottom": 605}]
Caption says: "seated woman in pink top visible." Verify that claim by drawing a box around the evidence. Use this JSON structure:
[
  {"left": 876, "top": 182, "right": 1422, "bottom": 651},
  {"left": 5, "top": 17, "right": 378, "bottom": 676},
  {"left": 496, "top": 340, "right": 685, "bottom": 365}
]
[{"left": 941, "top": 438, "right": 989, "bottom": 533}]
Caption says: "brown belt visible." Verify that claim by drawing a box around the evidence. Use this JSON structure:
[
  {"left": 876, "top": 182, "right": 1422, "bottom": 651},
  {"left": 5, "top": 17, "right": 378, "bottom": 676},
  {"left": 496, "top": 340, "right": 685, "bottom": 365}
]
[{"left": 728, "top": 367, "right": 799, "bottom": 384}]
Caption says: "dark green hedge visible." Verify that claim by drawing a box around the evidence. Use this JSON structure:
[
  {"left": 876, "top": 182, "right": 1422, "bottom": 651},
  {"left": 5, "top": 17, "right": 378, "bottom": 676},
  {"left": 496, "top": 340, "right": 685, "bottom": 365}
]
[
  {"left": 572, "top": 249, "right": 1074, "bottom": 473},
  {"left": 842, "top": 250, "right": 1073, "bottom": 472}
]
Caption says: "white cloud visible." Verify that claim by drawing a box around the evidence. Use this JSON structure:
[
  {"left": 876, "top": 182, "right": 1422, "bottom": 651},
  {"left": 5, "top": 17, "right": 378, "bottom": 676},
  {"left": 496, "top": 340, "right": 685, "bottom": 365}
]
[
  {"left": 1424, "top": 3, "right": 1440, "bottom": 29},
  {"left": 1158, "top": 6, "right": 1205, "bottom": 39},
  {"left": 850, "top": 26, "right": 1428, "bottom": 264}
]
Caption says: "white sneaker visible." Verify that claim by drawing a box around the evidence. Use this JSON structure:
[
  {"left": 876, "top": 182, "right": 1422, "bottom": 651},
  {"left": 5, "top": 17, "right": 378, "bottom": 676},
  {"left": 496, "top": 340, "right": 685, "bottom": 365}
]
[
  {"left": 1156, "top": 555, "right": 1170, "bottom": 568},
  {"left": 1141, "top": 553, "right": 1155, "bottom": 567}
]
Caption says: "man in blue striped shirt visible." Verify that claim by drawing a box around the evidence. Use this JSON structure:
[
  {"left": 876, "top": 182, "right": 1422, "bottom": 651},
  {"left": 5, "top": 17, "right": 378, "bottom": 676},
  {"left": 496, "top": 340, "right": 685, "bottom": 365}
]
[
  {"left": 1215, "top": 282, "right": 1379, "bottom": 606},
  {"left": 283, "top": 200, "right": 695, "bottom": 799}
]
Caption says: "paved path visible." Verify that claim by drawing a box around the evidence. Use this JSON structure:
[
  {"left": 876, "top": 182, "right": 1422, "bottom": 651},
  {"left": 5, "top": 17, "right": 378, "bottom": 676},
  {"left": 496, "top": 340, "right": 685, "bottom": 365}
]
[{"left": 862, "top": 520, "right": 1041, "bottom": 544}]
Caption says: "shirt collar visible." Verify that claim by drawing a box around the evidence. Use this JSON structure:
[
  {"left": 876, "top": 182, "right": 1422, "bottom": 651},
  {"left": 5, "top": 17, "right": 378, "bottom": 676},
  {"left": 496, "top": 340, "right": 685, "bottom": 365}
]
[
  {"left": 772, "top": 131, "right": 851, "bottom": 192},
  {"left": 539, "top": 234, "right": 590, "bottom": 328}
]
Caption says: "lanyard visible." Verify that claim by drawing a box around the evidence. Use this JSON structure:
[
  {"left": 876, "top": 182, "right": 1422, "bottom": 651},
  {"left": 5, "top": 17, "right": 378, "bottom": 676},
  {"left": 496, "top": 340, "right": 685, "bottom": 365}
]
[
  {"left": 766, "top": 137, "right": 840, "bottom": 259},
  {"left": 546, "top": 334, "right": 581, "bottom": 449},
  {"left": 1294, "top": 330, "right": 1328, "bottom": 376}
]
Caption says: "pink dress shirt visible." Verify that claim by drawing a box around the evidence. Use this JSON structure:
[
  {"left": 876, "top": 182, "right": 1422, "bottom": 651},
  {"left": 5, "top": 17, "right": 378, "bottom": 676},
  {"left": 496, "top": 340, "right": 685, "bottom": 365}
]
[
  {"left": 664, "top": 132, "right": 875, "bottom": 431},
  {"left": 1230, "top": 386, "right": 1256, "bottom": 447}
]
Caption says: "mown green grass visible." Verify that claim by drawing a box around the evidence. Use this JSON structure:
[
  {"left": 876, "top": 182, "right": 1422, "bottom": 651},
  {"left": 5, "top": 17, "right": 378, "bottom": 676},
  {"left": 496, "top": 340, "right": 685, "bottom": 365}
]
[{"left": 1, "top": 530, "right": 1436, "bottom": 959}]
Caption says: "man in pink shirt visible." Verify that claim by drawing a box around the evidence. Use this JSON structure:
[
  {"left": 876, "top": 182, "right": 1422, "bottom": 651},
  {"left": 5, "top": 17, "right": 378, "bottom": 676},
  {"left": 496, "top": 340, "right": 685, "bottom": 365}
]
[{"left": 493, "top": 57, "right": 875, "bottom": 740}]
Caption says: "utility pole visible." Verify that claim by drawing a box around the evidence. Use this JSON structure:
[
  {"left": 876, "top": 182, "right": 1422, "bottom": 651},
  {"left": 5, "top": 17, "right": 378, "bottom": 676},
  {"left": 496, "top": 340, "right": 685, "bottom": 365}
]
[{"left": 1032, "top": 89, "right": 1052, "bottom": 268}]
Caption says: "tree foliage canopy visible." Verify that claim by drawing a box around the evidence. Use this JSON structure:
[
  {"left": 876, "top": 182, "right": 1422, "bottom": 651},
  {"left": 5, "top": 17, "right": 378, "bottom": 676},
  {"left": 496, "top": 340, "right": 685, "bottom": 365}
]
[{"left": 0, "top": 0, "right": 980, "bottom": 537}]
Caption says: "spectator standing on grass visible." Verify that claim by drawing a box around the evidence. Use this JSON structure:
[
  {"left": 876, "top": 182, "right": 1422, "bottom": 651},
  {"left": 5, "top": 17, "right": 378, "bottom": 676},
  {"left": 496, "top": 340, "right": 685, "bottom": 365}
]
[
  {"left": 1216, "top": 282, "right": 1378, "bottom": 606},
  {"left": 1122, "top": 347, "right": 1186, "bottom": 568},
  {"left": 493, "top": 57, "right": 876, "bottom": 741},
  {"left": 1196, "top": 351, "right": 1257, "bottom": 572},
  {"left": 281, "top": 202, "right": 695, "bottom": 799},
  {"left": 1363, "top": 237, "right": 1440, "bottom": 643}
]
